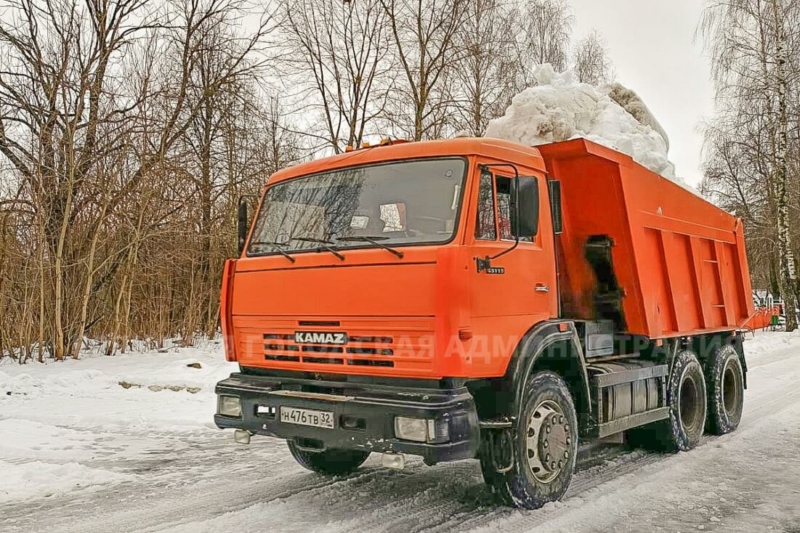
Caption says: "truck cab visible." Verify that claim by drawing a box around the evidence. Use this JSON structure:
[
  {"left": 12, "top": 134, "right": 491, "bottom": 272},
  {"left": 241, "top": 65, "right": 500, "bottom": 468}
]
[{"left": 215, "top": 137, "right": 752, "bottom": 509}]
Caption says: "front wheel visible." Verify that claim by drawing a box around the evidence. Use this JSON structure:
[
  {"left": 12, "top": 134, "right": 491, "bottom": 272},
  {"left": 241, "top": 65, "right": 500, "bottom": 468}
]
[
  {"left": 480, "top": 371, "right": 579, "bottom": 509},
  {"left": 287, "top": 441, "right": 370, "bottom": 475}
]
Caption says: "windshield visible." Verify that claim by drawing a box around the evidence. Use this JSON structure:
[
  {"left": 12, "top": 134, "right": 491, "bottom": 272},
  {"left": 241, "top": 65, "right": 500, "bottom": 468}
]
[{"left": 247, "top": 158, "right": 466, "bottom": 256}]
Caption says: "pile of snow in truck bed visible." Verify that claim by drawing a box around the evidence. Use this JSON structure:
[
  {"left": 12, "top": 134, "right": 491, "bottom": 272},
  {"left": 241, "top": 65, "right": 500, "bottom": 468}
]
[{"left": 485, "top": 64, "right": 679, "bottom": 182}]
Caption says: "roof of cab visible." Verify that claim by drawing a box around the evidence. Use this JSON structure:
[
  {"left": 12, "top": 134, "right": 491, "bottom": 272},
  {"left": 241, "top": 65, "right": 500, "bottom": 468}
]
[{"left": 267, "top": 137, "right": 547, "bottom": 185}]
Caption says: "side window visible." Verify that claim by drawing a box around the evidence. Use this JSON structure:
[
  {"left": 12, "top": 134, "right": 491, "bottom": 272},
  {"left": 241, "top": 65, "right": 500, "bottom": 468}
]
[
  {"left": 497, "top": 176, "right": 534, "bottom": 242},
  {"left": 475, "top": 171, "right": 496, "bottom": 240},
  {"left": 496, "top": 177, "right": 513, "bottom": 241}
]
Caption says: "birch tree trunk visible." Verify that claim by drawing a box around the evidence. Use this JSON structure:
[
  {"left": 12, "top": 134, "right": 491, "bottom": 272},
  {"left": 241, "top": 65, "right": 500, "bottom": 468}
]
[{"left": 772, "top": 0, "right": 798, "bottom": 331}]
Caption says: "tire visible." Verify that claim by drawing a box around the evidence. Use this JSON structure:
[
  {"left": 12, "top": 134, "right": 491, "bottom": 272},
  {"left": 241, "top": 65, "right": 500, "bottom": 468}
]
[
  {"left": 480, "top": 371, "right": 579, "bottom": 509},
  {"left": 630, "top": 350, "right": 707, "bottom": 452},
  {"left": 287, "top": 441, "right": 370, "bottom": 475},
  {"left": 705, "top": 345, "right": 744, "bottom": 435}
]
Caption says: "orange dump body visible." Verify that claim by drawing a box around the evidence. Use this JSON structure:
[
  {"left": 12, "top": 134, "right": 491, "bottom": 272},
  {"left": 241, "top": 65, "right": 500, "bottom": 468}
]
[{"left": 539, "top": 139, "right": 755, "bottom": 339}]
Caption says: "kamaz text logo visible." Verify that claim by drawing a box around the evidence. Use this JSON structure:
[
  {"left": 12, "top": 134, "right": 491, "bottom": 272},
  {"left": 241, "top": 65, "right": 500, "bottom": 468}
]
[{"left": 294, "top": 331, "right": 348, "bottom": 345}]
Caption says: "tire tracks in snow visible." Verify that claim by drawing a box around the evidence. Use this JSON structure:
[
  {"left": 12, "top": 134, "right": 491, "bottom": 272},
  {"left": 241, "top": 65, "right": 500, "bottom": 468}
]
[
  {"left": 43, "top": 464, "right": 413, "bottom": 533},
  {"left": 361, "top": 344, "right": 800, "bottom": 533},
  {"left": 418, "top": 347, "right": 800, "bottom": 533},
  {"left": 416, "top": 449, "right": 666, "bottom": 533}
]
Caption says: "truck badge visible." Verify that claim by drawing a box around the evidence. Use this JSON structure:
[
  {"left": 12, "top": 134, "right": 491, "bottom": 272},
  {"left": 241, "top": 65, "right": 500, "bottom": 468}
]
[{"left": 294, "top": 331, "right": 348, "bottom": 345}]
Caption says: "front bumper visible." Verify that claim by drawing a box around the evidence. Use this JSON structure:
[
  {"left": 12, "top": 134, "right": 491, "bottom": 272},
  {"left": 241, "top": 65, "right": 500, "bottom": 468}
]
[{"left": 214, "top": 372, "right": 480, "bottom": 465}]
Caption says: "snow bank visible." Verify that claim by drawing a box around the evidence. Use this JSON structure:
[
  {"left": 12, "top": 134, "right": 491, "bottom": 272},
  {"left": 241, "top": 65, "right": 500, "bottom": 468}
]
[
  {"left": 0, "top": 343, "right": 237, "bottom": 505},
  {"left": 0, "top": 342, "right": 236, "bottom": 429},
  {"left": 485, "top": 64, "right": 679, "bottom": 183},
  {"left": 742, "top": 329, "right": 800, "bottom": 358},
  {"left": 0, "top": 341, "right": 233, "bottom": 395}
]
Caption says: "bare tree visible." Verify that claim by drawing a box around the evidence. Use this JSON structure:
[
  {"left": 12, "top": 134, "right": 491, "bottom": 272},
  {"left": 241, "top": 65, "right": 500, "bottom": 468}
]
[
  {"left": 699, "top": 0, "right": 800, "bottom": 330},
  {"left": 0, "top": 0, "right": 279, "bottom": 358},
  {"left": 701, "top": 108, "right": 779, "bottom": 293},
  {"left": 516, "top": 0, "right": 573, "bottom": 76},
  {"left": 380, "top": 0, "right": 468, "bottom": 141},
  {"left": 450, "top": 0, "right": 524, "bottom": 136},
  {"left": 573, "top": 30, "right": 614, "bottom": 85},
  {"left": 282, "top": 0, "right": 391, "bottom": 152},
  {"left": 0, "top": 0, "right": 159, "bottom": 359}
]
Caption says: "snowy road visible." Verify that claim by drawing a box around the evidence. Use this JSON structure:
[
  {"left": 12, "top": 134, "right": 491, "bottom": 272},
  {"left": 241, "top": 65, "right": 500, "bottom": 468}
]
[{"left": 2, "top": 333, "right": 799, "bottom": 532}]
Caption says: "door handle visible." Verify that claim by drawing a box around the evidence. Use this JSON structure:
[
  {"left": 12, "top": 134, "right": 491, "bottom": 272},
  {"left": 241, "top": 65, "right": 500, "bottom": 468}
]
[{"left": 535, "top": 284, "right": 550, "bottom": 293}]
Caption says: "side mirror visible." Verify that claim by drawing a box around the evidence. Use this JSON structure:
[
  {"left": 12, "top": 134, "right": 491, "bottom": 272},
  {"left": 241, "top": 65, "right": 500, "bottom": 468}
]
[
  {"left": 237, "top": 199, "right": 249, "bottom": 256},
  {"left": 512, "top": 177, "right": 540, "bottom": 237}
]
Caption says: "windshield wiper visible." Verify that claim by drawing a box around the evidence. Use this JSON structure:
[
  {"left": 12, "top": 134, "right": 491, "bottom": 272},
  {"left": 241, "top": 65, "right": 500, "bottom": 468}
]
[
  {"left": 248, "top": 241, "right": 296, "bottom": 263},
  {"left": 336, "top": 235, "right": 404, "bottom": 259},
  {"left": 293, "top": 237, "right": 345, "bottom": 261}
]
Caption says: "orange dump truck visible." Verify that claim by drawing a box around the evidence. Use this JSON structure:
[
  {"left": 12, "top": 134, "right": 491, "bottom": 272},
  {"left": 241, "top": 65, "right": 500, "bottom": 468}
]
[{"left": 215, "top": 137, "right": 754, "bottom": 509}]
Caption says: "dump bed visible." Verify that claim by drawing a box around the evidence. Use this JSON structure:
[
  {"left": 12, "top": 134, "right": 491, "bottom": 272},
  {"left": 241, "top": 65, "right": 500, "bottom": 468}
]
[{"left": 538, "top": 139, "right": 755, "bottom": 339}]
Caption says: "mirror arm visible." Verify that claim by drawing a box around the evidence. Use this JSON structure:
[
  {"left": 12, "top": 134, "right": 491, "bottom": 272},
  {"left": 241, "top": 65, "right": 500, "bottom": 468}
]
[
  {"left": 478, "top": 163, "right": 520, "bottom": 261},
  {"left": 237, "top": 194, "right": 260, "bottom": 256}
]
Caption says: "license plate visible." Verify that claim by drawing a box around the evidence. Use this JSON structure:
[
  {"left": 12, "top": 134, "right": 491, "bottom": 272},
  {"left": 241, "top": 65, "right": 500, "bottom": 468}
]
[{"left": 280, "top": 407, "right": 334, "bottom": 429}]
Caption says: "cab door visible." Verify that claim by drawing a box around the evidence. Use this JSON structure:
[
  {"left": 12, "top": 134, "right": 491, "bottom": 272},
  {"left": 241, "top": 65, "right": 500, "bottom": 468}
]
[{"left": 463, "top": 162, "right": 558, "bottom": 376}]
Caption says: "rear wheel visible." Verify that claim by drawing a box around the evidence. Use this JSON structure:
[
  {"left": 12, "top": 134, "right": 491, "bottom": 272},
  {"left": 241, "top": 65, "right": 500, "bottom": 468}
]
[
  {"left": 705, "top": 345, "right": 744, "bottom": 435},
  {"left": 480, "top": 371, "right": 579, "bottom": 509},
  {"left": 287, "top": 441, "right": 370, "bottom": 475},
  {"left": 630, "top": 350, "right": 707, "bottom": 452}
]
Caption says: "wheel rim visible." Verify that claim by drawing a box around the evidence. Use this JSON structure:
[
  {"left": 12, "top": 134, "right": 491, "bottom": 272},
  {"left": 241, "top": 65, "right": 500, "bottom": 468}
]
[
  {"left": 525, "top": 399, "right": 571, "bottom": 484},
  {"left": 722, "top": 359, "right": 741, "bottom": 416},
  {"left": 679, "top": 373, "right": 702, "bottom": 433}
]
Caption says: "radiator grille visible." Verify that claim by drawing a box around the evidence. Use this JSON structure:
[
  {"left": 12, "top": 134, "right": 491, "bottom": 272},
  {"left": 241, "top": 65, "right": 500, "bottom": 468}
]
[
  {"left": 237, "top": 317, "right": 435, "bottom": 376},
  {"left": 263, "top": 332, "right": 397, "bottom": 367}
]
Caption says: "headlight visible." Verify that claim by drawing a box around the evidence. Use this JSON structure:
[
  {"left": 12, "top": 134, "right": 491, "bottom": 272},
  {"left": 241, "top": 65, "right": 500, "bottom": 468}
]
[
  {"left": 394, "top": 416, "right": 449, "bottom": 443},
  {"left": 394, "top": 417, "right": 427, "bottom": 442},
  {"left": 218, "top": 395, "right": 242, "bottom": 417}
]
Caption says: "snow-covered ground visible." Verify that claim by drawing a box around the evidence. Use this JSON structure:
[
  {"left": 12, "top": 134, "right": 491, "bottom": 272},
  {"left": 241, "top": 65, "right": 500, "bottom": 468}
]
[{"left": 1, "top": 331, "right": 799, "bottom": 532}]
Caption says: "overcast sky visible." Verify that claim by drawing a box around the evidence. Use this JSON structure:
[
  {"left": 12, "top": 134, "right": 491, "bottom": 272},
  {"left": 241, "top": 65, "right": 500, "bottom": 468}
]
[{"left": 569, "top": 0, "right": 714, "bottom": 186}]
